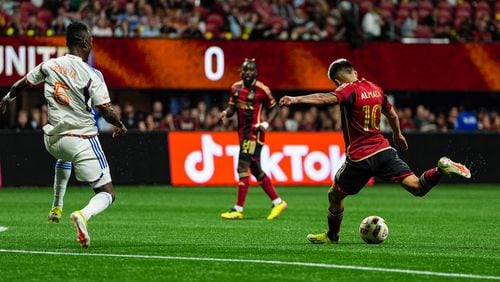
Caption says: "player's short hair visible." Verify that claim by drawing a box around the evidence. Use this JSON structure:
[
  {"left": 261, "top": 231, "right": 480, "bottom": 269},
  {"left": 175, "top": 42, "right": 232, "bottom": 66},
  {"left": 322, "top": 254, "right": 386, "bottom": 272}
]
[
  {"left": 66, "top": 22, "right": 90, "bottom": 48},
  {"left": 327, "top": 58, "right": 354, "bottom": 81},
  {"left": 242, "top": 58, "right": 257, "bottom": 68}
]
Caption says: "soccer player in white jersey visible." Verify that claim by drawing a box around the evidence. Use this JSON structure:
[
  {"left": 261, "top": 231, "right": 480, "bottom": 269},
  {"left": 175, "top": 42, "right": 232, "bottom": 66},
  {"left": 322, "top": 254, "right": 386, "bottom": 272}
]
[{"left": 0, "top": 22, "right": 127, "bottom": 248}]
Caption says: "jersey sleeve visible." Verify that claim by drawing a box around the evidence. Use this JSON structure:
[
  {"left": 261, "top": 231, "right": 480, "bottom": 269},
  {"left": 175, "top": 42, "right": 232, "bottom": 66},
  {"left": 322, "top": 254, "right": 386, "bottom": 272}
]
[
  {"left": 256, "top": 81, "right": 276, "bottom": 108},
  {"left": 25, "top": 63, "right": 47, "bottom": 86},
  {"left": 89, "top": 71, "right": 111, "bottom": 107},
  {"left": 331, "top": 83, "right": 353, "bottom": 104},
  {"left": 382, "top": 95, "right": 393, "bottom": 112},
  {"left": 228, "top": 84, "right": 236, "bottom": 106},
  {"left": 379, "top": 86, "right": 393, "bottom": 112},
  {"left": 263, "top": 87, "right": 276, "bottom": 108}
]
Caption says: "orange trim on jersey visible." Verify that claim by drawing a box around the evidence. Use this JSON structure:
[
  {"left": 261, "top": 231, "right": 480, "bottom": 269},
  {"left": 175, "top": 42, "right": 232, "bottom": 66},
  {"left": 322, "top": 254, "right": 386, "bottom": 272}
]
[
  {"left": 53, "top": 82, "right": 70, "bottom": 106},
  {"left": 348, "top": 147, "right": 393, "bottom": 162},
  {"left": 95, "top": 102, "right": 112, "bottom": 109},
  {"left": 256, "top": 104, "right": 265, "bottom": 144},
  {"left": 257, "top": 103, "right": 263, "bottom": 124},
  {"left": 231, "top": 80, "right": 243, "bottom": 88},
  {"left": 255, "top": 80, "right": 276, "bottom": 106},
  {"left": 255, "top": 80, "right": 271, "bottom": 94}
]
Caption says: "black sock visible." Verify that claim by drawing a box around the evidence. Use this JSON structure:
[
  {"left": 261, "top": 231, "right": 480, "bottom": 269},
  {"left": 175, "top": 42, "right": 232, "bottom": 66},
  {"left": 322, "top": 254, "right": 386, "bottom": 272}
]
[{"left": 327, "top": 209, "right": 343, "bottom": 241}]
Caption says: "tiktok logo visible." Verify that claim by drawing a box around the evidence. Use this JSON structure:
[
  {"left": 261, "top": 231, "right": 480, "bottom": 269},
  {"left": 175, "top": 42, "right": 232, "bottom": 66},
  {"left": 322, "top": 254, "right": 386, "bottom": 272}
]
[
  {"left": 182, "top": 134, "right": 346, "bottom": 184},
  {"left": 184, "top": 135, "right": 223, "bottom": 183}
]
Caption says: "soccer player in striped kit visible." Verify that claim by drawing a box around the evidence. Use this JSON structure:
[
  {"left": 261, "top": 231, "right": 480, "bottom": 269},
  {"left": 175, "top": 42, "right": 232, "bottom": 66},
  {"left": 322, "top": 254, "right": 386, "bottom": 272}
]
[
  {"left": 220, "top": 59, "right": 287, "bottom": 220},
  {"left": 0, "top": 22, "right": 127, "bottom": 248}
]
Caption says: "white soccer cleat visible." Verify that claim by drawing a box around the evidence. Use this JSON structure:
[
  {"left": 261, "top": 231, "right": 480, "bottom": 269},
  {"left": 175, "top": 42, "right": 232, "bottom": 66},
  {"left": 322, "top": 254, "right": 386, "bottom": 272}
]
[
  {"left": 438, "top": 157, "right": 471, "bottom": 179},
  {"left": 70, "top": 211, "right": 90, "bottom": 248}
]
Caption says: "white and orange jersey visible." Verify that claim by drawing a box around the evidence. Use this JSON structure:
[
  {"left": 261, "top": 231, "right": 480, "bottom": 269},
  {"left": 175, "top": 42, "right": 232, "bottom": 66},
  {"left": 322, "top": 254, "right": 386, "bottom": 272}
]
[{"left": 26, "top": 54, "right": 111, "bottom": 136}]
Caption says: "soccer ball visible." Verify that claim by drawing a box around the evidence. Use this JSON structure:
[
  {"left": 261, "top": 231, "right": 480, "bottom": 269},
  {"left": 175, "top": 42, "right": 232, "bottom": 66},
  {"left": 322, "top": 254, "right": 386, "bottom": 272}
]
[{"left": 359, "top": 216, "right": 389, "bottom": 244}]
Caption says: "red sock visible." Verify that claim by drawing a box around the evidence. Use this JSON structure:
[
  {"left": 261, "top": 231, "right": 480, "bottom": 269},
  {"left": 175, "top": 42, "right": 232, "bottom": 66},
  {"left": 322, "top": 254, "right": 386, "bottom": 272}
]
[
  {"left": 236, "top": 177, "right": 250, "bottom": 207},
  {"left": 260, "top": 175, "right": 279, "bottom": 201},
  {"left": 420, "top": 167, "right": 443, "bottom": 188}
]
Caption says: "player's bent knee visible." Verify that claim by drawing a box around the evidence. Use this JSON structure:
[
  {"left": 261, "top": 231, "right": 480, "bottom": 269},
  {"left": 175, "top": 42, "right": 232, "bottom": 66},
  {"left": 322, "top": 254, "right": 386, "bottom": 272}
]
[
  {"left": 237, "top": 161, "right": 250, "bottom": 172},
  {"left": 401, "top": 183, "right": 420, "bottom": 196},
  {"left": 94, "top": 183, "right": 116, "bottom": 202},
  {"left": 105, "top": 190, "right": 116, "bottom": 202},
  {"left": 252, "top": 170, "right": 266, "bottom": 181},
  {"left": 89, "top": 170, "right": 112, "bottom": 189},
  {"left": 328, "top": 189, "right": 336, "bottom": 201},
  {"left": 400, "top": 175, "right": 430, "bottom": 197},
  {"left": 328, "top": 185, "right": 347, "bottom": 204}
]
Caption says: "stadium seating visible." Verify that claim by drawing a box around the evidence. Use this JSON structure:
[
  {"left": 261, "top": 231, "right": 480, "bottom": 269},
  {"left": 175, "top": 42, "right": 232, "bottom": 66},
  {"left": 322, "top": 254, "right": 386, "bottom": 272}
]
[{"left": 0, "top": 0, "right": 497, "bottom": 41}]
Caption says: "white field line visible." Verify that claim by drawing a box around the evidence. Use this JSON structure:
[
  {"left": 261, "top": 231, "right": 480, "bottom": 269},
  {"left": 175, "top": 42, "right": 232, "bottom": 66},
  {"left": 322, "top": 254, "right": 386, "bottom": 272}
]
[
  {"left": 0, "top": 249, "right": 499, "bottom": 280},
  {"left": 0, "top": 227, "right": 8, "bottom": 232}
]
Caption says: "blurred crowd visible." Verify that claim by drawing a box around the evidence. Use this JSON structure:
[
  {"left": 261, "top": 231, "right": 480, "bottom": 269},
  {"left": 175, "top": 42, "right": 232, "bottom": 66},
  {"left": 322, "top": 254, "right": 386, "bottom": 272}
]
[
  {"left": 6, "top": 100, "right": 500, "bottom": 133},
  {"left": 392, "top": 104, "right": 499, "bottom": 132},
  {"left": 0, "top": 0, "right": 498, "bottom": 42},
  {"left": 1, "top": 0, "right": 497, "bottom": 132}
]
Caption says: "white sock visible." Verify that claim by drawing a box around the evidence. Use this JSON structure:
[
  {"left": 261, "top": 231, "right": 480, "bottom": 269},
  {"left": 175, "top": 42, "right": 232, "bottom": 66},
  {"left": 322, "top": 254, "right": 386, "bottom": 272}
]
[
  {"left": 80, "top": 192, "right": 113, "bottom": 221},
  {"left": 233, "top": 205, "right": 243, "bottom": 212},
  {"left": 52, "top": 160, "right": 71, "bottom": 208},
  {"left": 272, "top": 198, "right": 282, "bottom": 206}
]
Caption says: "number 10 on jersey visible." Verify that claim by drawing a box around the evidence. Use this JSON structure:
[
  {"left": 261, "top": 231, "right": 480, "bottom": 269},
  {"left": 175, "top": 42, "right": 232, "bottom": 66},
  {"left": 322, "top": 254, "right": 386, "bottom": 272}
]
[{"left": 362, "top": 104, "right": 381, "bottom": 131}]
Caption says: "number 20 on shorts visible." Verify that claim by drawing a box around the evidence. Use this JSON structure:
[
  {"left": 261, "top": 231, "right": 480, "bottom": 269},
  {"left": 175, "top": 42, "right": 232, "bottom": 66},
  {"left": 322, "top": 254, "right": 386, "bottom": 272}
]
[{"left": 241, "top": 140, "right": 256, "bottom": 154}]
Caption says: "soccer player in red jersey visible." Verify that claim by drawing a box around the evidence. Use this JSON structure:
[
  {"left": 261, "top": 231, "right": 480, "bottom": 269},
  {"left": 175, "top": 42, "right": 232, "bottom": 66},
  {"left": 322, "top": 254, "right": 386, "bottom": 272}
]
[
  {"left": 219, "top": 58, "right": 287, "bottom": 220},
  {"left": 279, "top": 58, "right": 471, "bottom": 243}
]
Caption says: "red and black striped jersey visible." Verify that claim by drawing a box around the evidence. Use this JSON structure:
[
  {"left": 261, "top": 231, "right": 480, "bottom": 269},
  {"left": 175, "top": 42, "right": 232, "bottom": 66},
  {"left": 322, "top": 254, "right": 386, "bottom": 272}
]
[
  {"left": 229, "top": 80, "right": 276, "bottom": 143},
  {"left": 330, "top": 78, "right": 393, "bottom": 161}
]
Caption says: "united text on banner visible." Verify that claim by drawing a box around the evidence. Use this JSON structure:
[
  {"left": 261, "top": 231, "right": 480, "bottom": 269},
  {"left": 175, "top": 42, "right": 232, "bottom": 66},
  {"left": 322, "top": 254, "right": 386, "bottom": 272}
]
[{"left": 1, "top": 38, "right": 499, "bottom": 91}]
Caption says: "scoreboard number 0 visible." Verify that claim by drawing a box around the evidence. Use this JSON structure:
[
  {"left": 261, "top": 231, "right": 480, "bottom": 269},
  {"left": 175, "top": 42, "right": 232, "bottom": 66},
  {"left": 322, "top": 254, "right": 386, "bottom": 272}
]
[{"left": 204, "top": 46, "right": 224, "bottom": 81}]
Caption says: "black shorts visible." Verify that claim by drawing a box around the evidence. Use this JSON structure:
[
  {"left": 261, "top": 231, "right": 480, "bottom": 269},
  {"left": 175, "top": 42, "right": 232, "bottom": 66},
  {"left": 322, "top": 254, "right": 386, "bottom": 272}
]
[
  {"left": 238, "top": 139, "right": 263, "bottom": 163},
  {"left": 335, "top": 148, "right": 413, "bottom": 195}
]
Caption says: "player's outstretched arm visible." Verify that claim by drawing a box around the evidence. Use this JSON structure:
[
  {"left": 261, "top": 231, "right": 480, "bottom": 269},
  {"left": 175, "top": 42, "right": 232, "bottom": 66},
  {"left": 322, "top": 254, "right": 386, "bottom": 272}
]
[
  {"left": 97, "top": 104, "right": 127, "bottom": 138},
  {"left": 0, "top": 78, "right": 29, "bottom": 114},
  {"left": 279, "top": 93, "right": 338, "bottom": 106},
  {"left": 382, "top": 107, "right": 408, "bottom": 150}
]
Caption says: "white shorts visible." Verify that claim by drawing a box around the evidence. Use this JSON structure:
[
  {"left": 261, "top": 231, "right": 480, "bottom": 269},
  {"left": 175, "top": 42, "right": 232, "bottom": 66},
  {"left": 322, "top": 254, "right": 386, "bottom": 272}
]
[{"left": 44, "top": 135, "right": 112, "bottom": 186}]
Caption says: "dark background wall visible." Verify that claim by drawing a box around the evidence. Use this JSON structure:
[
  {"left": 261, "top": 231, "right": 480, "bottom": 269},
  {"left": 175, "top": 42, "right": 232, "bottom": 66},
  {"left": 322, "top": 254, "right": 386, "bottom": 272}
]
[
  {"left": 386, "top": 133, "right": 498, "bottom": 183},
  {"left": 0, "top": 132, "right": 497, "bottom": 186},
  {"left": 0, "top": 132, "right": 170, "bottom": 186}
]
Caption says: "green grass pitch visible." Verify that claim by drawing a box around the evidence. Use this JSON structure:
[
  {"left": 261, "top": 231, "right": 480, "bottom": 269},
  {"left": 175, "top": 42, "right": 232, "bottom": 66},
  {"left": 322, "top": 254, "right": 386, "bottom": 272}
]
[{"left": 0, "top": 184, "right": 499, "bottom": 281}]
